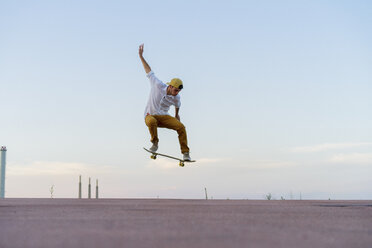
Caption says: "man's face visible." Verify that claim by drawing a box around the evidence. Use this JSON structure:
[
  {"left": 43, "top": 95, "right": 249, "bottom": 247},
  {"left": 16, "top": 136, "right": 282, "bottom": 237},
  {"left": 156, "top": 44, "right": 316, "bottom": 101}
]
[{"left": 169, "top": 86, "right": 181, "bottom": 96}]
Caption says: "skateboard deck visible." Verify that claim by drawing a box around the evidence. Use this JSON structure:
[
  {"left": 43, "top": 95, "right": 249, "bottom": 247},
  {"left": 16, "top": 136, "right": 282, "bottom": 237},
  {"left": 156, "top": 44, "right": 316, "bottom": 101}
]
[{"left": 143, "top": 147, "right": 196, "bottom": 167}]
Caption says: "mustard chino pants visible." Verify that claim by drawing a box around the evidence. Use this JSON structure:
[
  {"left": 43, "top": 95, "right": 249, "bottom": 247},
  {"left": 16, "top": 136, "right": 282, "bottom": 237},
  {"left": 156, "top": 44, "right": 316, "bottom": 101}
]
[{"left": 145, "top": 115, "right": 190, "bottom": 154}]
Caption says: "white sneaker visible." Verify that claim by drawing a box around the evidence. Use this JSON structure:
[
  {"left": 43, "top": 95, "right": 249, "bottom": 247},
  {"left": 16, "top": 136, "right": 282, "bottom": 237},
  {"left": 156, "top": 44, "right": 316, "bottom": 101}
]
[
  {"left": 183, "top": 152, "right": 191, "bottom": 161},
  {"left": 149, "top": 143, "right": 158, "bottom": 152}
]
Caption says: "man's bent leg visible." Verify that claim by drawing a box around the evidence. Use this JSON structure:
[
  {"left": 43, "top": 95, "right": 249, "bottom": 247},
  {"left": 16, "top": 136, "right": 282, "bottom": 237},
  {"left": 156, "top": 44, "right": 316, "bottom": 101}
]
[
  {"left": 145, "top": 115, "right": 159, "bottom": 144},
  {"left": 157, "top": 115, "right": 190, "bottom": 154}
]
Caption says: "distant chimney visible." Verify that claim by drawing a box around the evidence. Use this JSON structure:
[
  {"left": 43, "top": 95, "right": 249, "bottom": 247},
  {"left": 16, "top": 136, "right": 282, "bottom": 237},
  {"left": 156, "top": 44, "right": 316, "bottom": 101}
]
[
  {"left": 78, "top": 175, "right": 82, "bottom": 199},
  {"left": 88, "top": 177, "right": 91, "bottom": 199},
  {"left": 96, "top": 179, "right": 99, "bottom": 199}
]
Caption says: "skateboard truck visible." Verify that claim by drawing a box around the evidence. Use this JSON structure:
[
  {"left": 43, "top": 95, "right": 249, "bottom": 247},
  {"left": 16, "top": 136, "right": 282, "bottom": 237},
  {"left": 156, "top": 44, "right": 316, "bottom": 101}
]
[{"left": 150, "top": 153, "right": 184, "bottom": 167}]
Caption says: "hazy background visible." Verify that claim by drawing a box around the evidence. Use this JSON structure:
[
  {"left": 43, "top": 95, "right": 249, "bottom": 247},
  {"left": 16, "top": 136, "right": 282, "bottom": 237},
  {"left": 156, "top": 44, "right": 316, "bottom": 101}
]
[{"left": 1, "top": 0, "right": 371, "bottom": 199}]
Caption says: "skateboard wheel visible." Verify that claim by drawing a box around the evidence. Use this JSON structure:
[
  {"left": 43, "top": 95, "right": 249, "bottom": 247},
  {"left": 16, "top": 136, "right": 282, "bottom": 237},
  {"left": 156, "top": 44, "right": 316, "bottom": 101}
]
[
  {"left": 151, "top": 155, "right": 156, "bottom": 160},
  {"left": 179, "top": 162, "right": 184, "bottom": 167}
]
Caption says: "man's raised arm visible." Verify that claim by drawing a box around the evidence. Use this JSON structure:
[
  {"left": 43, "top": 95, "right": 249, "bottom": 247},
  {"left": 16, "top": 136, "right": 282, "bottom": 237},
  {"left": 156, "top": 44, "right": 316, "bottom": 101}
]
[{"left": 139, "top": 44, "right": 151, "bottom": 74}]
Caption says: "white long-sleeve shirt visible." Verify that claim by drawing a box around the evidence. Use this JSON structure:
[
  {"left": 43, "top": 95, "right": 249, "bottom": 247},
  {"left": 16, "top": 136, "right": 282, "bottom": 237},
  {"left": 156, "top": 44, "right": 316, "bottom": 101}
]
[{"left": 144, "top": 71, "right": 181, "bottom": 119}]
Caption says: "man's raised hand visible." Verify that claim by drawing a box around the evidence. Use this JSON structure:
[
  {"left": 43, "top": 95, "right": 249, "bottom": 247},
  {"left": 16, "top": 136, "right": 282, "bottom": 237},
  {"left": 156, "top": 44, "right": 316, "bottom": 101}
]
[{"left": 139, "top": 43, "right": 144, "bottom": 57}]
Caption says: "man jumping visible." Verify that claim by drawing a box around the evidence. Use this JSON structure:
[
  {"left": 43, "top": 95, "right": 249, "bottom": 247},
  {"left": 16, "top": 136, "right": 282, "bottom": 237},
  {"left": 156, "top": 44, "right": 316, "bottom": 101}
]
[{"left": 139, "top": 44, "right": 191, "bottom": 161}]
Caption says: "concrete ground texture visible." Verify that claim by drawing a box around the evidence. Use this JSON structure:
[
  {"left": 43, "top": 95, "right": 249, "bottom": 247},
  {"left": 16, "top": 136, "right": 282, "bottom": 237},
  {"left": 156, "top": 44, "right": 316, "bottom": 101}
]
[{"left": 0, "top": 199, "right": 371, "bottom": 248}]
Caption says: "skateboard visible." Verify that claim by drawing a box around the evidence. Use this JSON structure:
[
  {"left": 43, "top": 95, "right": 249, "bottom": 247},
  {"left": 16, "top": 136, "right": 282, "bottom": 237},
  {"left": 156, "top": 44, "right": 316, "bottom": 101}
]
[{"left": 143, "top": 147, "right": 196, "bottom": 167}]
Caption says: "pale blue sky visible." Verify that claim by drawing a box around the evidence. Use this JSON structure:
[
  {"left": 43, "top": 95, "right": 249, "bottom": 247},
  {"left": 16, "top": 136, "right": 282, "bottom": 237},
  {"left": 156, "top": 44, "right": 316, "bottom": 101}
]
[{"left": 1, "top": 0, "right": 371, "bottom": 199}]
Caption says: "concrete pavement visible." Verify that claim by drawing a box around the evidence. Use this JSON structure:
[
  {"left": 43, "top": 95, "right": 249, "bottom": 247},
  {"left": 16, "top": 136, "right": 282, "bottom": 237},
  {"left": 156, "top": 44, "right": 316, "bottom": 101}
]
[{"left": 0, "top": 199, "right": 371, "bottom": 248}]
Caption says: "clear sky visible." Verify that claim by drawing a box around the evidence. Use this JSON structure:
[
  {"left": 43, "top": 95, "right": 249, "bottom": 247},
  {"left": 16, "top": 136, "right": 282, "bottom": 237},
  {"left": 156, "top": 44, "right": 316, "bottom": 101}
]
[{"left": 1, "top": 0, "right": 371, "bottom": 199}]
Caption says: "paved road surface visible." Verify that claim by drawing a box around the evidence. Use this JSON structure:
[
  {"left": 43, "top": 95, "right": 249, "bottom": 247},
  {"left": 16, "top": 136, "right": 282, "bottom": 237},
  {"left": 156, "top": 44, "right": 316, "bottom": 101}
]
[{"left": 0, "top": 199, "right": 371, "bottom": 248}]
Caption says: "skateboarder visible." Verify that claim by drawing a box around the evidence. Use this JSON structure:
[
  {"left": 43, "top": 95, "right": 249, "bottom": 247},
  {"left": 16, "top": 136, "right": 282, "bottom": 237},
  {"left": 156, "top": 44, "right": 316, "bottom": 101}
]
[{"left": 139, "top": 44, "right": 191, "bottom": 161}]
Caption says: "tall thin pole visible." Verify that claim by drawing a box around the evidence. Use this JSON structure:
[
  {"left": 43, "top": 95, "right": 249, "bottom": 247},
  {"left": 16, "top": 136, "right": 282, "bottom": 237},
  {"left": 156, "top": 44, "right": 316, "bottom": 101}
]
[
  {"left": 88, "top": 177, "right": 91, "bottom": 199},
  {"left": 0, "top": 146, "right": 7, "bottom": 199},
  {"left": 78, "top": 175, "right": 82, "bottom": 199}
]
